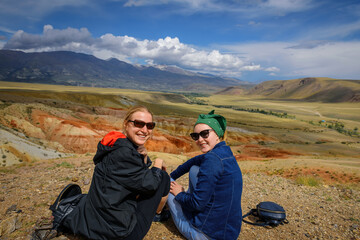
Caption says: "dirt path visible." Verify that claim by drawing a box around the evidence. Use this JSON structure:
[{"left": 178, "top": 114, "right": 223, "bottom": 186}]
[{"left": 0, "top": 156, "right": 359, "bottom": 240}]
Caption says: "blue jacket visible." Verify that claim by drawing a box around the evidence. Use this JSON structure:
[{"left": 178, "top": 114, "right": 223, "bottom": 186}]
[{"left": 170, "top": 141, "right": 243, "bottom": 240}]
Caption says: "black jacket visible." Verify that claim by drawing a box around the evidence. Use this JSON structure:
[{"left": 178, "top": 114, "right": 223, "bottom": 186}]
[{"left": 62, "top": 131, "right": 163, "bottom": 239}]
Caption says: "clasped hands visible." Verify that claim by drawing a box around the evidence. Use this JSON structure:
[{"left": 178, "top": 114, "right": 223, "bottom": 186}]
[{"left": 137, "top": 146, "right": 183, "bottom": 196}]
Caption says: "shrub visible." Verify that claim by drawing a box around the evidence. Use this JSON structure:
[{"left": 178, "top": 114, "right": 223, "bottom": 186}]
[
  {"left": 56, "top": 162, "right": 74, "bottom": 168},
  {"left": 295, "top": 175, "right": 322, "bottom": 187}
]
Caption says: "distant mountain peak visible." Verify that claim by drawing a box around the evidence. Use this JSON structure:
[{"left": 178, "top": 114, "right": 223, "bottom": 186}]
[{"left": 153, "top": 64, "right": 199, "bottom": 76}]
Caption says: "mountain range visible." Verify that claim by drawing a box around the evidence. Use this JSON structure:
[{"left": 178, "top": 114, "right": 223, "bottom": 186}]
[
  {"left": 1, "top": 50, "right": 359, "bottom": 102},
  {"left": 217, "top": 77, "right": 360, "bottom": 103},
  {"left": 0, "top": 50, "right": 244, "bottom": 92}
]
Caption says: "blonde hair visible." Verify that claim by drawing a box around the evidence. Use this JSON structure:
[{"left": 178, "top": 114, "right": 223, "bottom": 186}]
[
  {"left": 122, "top": 105, "right": 154, "bottom": 130},
  {"left": 221, "top": 131, "right": 227, "bottom": 141}
]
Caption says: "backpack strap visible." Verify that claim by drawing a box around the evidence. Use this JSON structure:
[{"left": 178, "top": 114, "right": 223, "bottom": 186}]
[
  {"left": 242, "top": 209, "right": 272, "bottom": 227},
  {"left": 50, "top": 184, "right": 82, "bottom": 212},
  {"left": 242, "top": 208, "right": 256, "bottom": 219},
  {"left": 243, "top": 219, "right": 270, "bottom": 226}
]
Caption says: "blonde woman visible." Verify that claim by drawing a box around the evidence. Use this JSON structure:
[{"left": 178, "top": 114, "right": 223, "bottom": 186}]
[{"left": 50, "top": 106, "right": 170, "bottom": 240}]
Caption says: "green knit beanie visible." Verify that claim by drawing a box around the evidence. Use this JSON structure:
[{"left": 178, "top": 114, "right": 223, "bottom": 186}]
[{"left": 194, "top": 110, "right": 227, "bottom": 138}]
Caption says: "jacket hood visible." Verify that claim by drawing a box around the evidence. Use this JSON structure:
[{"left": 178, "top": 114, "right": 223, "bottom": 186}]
[{"left": 93, "top": 131, "right": 132, "bottom": 164}]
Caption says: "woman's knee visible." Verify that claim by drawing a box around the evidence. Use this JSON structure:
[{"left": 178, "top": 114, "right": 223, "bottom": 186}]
[
  {"left": 188, "top": 166, "right": 199, "bottom": 193},
  {"left": 189, "top": 165, "right": 200, "bottom": 177}
]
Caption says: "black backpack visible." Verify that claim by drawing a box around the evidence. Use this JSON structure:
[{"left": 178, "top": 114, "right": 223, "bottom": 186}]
[
  {"left": 242, "top": 201, "right": 289, "bottom": 227},
  {"left": 49, "top": 183, "right": 84, "bottom": 230}
]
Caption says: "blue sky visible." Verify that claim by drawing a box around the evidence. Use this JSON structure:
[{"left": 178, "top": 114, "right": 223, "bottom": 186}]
[{"left": 0, "top": 0, "right": 359, "bottom": 83}]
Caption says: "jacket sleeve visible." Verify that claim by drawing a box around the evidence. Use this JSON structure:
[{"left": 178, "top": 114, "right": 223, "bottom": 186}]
[
  {"left": 170, "top": 154, "right": 203, "bottom": 180},
  {"left": 174, "top": 152, "right": 223, "bottom": 212},
  {"left": 107, "top": 146, "right": 162, "bottom": 194}
]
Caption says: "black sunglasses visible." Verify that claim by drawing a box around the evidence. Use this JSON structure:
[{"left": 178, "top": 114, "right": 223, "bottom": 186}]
[
  {"left": 128, "top": 120, "right": 156, "bottom": 130},
  {"left": 190, "top": 129, "right": 213, "bottom": 141}
]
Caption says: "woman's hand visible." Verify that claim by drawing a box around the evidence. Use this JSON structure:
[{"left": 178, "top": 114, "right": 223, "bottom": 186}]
[
  {"left": 170, "top": 181, "right": 184, "bottom": 196},
  {"left": 153, "top": 158, "right": 166, "bottom": 171}
]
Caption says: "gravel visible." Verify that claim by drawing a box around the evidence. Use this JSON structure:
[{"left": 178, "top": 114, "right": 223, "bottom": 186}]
[{"left": 0, "top": 157, "right": 359, "bottom": 239}]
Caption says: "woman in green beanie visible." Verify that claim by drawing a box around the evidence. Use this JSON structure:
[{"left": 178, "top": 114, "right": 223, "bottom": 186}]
[{"left": 167, "top": 110, "right": 243, "bottom": 240}]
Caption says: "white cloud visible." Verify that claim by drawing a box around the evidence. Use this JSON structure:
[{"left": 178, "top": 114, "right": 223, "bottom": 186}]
[
  {"left": 303, "top": 20, "right": 360, "bottom": 40},
  {"left": 97, "top": 35, "right": 254, "bottom": 76},
  {"left": 124, "top": 0, "right": 217, "bottom": 8},
  {"left": 3, "top": 25, "right": 258, "bottom": 78},
  {"left": 5, "top": 25, "right": 93, "bottom": 50},
  {"left": 265, "top": 67, "right": 280, "bottom": 72},
  {"left": 263, "top": 0, "right": 314, "bottom": 12},
  {"left": 123, "top": 0, "right": 316, "bottom": 16},
  {"left": 0, "top": 26, "right": 16, "bottom": 34},
  {"left": 241, "top": 65, "right": 261, "bottom": 71},
  {"left": 222, "top": 40, "right": 360, "bottom": 79},
  {"left": 124, "top": 0, "right": 168, "bottom": 7}
]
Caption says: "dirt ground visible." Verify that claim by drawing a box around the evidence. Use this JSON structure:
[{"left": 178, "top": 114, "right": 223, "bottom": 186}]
[{"left": 0, "top": 155, "right": 359, "bottom": 240}]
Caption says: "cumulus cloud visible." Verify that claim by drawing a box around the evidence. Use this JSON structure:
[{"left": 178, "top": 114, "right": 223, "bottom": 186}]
[
  {"left": 96, "top": 35, "right": 254, "bottom": 77},
  {"left": 3, "top": 25, "right": 258, "bottom": 78},
  {"left": 5, "top": 25, "right": 93, "bottom": 50}
]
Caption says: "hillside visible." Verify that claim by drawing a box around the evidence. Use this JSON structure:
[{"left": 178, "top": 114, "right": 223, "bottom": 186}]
[
  {"left": 215, "top": 83, "right": 256, "bottom": 95},
  {"left": 1, "top": 81, "right": 360, "bottom": 162},
  {"left": 216, "top": 77, "right": 360, "bottom": 103},
  {"left": 0, "top": 83, "right": 292, "bottom": 167},
  {"left": 0, "top": 50, "right": 243, "bottom": 92},
  {"left": 247, "top": 77, "right": 360, "bottom": 102}
]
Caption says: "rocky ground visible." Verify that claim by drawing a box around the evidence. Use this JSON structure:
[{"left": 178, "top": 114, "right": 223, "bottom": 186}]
[{"left": 0, "top": 155, "right": 359, "bottom": 240}]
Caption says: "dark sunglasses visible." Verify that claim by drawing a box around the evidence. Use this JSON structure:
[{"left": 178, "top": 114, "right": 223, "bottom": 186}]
[
  {"left": 128, "top": 120, "right": 156, "bottom": 130},
  {"left": 190, "top": 129, "right": 213, "bottom": 141}
]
